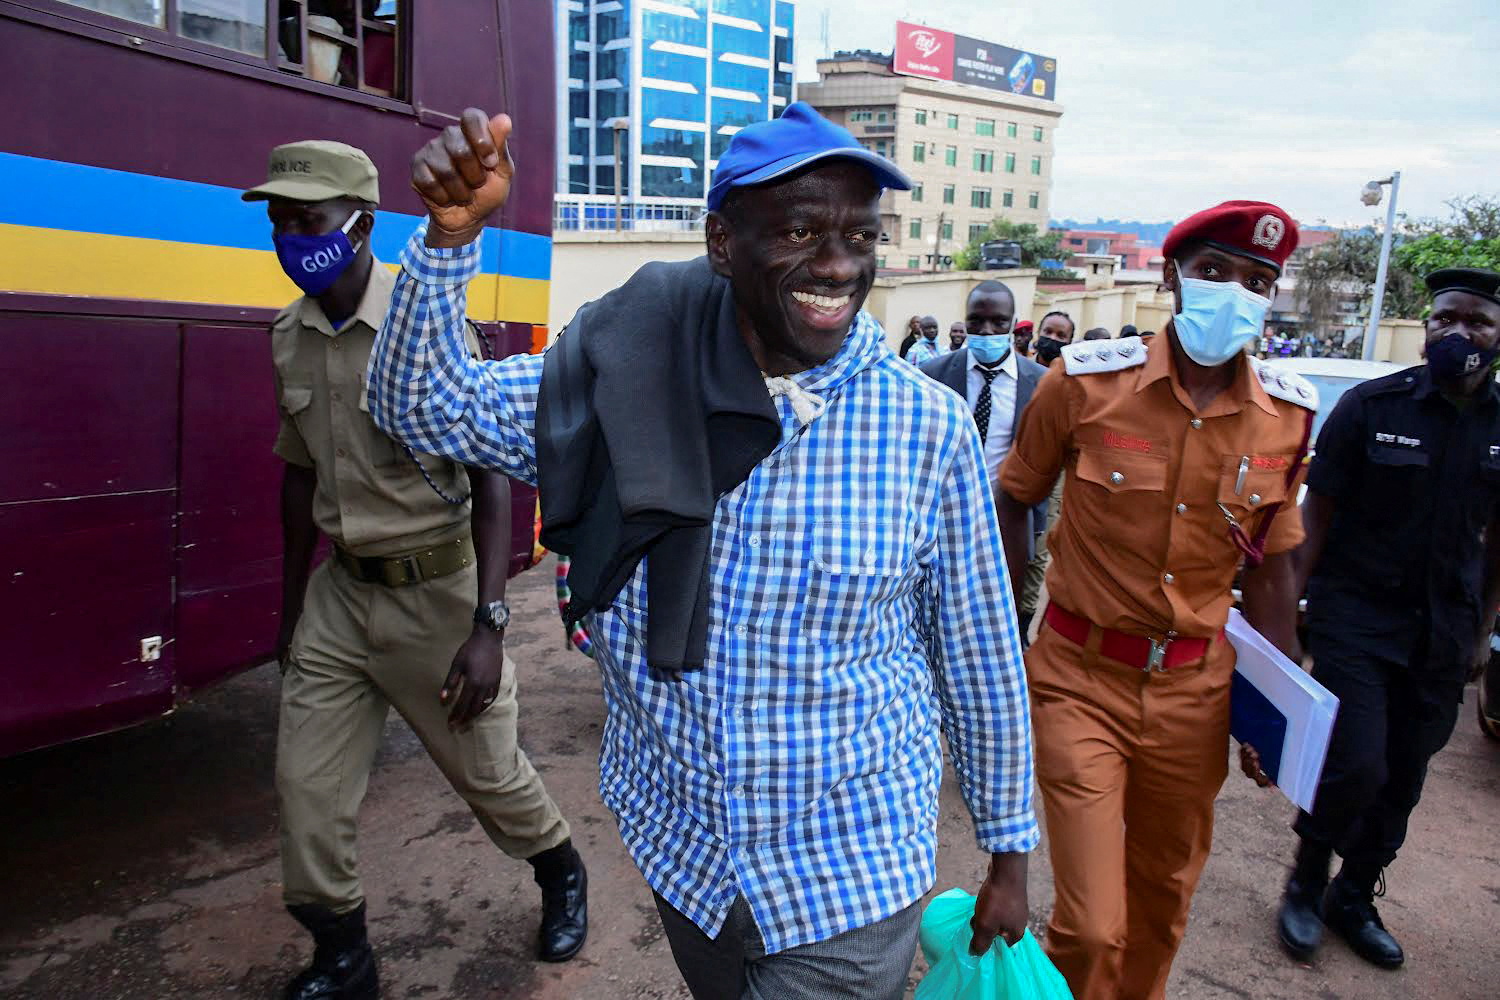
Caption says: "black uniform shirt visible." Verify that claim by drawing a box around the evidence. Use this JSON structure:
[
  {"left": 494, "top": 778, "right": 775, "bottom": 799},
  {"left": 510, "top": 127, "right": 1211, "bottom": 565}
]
[{"left": 1306, "top": 365, "right": 1500, "bottom": 671}]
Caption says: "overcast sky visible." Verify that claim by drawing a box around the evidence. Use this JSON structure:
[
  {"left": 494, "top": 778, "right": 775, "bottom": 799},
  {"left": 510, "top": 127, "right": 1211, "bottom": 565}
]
[{"left": 792, "top": 0, "right": 1499, "bottom": 227}]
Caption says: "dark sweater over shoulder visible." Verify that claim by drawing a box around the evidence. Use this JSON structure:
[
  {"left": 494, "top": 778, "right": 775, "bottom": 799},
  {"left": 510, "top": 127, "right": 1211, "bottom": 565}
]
[{"left": 535, "top": 256, "right": 781, "bottom": 674}]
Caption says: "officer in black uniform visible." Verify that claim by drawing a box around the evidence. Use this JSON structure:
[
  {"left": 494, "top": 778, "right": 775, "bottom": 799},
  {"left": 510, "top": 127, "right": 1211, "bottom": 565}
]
[{"left": 1276, "top": 268, "right": 1500, "bottom": 969}]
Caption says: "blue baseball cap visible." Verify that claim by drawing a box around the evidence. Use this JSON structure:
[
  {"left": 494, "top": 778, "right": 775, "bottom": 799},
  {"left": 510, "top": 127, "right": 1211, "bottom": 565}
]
[{"left": 707, "top": 102, "right": 912, "bottom": 212}]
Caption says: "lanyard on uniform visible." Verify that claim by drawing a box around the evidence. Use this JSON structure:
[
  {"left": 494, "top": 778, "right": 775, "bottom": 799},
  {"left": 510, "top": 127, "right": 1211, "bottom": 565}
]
[{"left": 1223, "top": 407, "right": 1316, "bottom": 568}]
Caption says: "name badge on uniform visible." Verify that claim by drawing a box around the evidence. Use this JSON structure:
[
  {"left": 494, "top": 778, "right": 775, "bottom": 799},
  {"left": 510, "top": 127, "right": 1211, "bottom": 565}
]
[{"left": 1374, "top": 432, "right": 1421, "bottom": 448}]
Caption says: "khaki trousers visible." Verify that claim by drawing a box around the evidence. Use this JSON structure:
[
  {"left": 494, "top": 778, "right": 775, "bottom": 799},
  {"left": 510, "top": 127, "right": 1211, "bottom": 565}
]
[
  {"left": 277, "top": 559, "right": 570, "bottom": 912},
  {"left": 1026, "top": 619, "right": 1232, "bottom": 1000}
]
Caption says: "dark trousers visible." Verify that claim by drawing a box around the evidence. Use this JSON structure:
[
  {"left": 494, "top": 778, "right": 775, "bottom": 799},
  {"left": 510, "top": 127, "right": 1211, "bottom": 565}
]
[
  {"left": 652, "top": 892, "right": 921, "bottom": 1000},
  {"left": 1293, "top": 633, "right": 1463, "bottom": 869}
]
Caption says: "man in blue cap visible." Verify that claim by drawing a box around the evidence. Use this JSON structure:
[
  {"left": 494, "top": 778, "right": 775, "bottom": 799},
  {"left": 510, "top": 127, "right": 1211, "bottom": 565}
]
[{"left": 367, "top": 102, "right": 1038, "bottom": 998}]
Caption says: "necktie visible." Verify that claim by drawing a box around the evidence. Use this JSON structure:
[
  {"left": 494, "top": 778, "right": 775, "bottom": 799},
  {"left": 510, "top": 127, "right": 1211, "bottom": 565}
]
[{"left": 974, "top": 366, "right": 1000, "bottom": 444}]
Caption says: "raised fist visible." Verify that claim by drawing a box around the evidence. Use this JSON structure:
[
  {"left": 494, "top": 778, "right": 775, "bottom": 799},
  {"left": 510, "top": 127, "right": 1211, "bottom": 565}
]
[{"left": 411, "top": 108, "right": 514, "bottom": 248}]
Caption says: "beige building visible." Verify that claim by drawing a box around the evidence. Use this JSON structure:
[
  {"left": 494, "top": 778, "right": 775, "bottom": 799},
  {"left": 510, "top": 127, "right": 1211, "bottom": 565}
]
[{"left": 799, "top": 51, "right": 1063, "bottom": 273}]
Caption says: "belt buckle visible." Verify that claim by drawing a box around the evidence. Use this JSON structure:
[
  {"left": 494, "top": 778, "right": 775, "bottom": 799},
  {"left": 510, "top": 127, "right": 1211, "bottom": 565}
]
[
  {"left": 384, "top": 555, "right": 421, "bottom": 586},
  {"left": 1146, "top": 637, "right": 1169, "bottom": 672}
]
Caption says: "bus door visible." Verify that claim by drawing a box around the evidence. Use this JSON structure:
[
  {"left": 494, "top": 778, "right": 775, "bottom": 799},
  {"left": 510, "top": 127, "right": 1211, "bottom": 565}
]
[{"left": 0, "top": 312, "right": 179, "bottom": 755}]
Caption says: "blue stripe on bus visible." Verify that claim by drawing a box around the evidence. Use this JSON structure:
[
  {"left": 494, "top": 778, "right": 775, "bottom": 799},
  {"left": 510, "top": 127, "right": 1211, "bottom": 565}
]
[{"left": 0, "top": 152, "right": 550, "bottom": 280}]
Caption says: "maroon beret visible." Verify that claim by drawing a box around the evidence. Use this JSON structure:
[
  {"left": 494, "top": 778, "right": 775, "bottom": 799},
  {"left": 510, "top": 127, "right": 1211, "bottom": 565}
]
[{"left": 1163, "top": 200, "right": 1299, "bottom": 273}]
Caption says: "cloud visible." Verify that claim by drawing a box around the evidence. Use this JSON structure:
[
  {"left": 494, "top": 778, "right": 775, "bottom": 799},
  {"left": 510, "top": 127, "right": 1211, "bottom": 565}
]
[{"left": 792, "top": 0, "right": 1500, "bottom": 224}]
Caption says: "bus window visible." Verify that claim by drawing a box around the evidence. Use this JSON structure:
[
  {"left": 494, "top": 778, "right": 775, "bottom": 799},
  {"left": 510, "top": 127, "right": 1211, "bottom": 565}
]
[
  {"left": 53, "top": 0, "right": 404, "bottom": 98},
  {"left": 277, "top": 1, "right": 401, "bottom": 96},
  {"left": 180, "top": 1, "right": 268, "bottom": 54}
]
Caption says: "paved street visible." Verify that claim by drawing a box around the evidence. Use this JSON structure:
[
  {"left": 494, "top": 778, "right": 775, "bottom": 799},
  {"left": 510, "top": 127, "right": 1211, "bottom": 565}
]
[{"left": 2, "top": 558, "right": 1496, "bottom": 1000}]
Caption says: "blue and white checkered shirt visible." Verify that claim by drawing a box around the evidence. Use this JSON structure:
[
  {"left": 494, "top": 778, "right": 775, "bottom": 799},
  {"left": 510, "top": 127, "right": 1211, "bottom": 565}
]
[
  {"left": 906, "top": 337, "right": 946, "bottom": 367},
  {"left": 367, "top": 226, "right": 1038, "bottom": 953}
]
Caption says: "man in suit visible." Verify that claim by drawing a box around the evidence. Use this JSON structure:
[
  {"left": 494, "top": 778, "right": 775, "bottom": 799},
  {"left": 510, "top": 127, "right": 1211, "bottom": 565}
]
[{"left": 921, "top": 281, "right": 1047, "bottom": 539}]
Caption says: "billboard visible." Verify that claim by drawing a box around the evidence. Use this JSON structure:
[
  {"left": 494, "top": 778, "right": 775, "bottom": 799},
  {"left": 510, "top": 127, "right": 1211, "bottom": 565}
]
[{"left": 893, "top": 20, "right": 1058, "bottom": 101}]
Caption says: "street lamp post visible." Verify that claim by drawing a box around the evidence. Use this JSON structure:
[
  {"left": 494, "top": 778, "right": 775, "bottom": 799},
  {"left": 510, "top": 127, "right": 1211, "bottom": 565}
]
[
  {"left": 612, "top": 119, "right": 629, "bottom": 233},
  {"left": 1360, "top": 170, "right": 1401, "bottom": 361}
]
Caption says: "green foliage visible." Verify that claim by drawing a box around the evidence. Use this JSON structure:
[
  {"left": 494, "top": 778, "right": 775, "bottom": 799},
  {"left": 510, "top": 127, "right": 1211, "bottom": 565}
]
[
  {"left": 952, "top": 218, "right": 1066, "bottom": 271},
  {"left": 1295, "top": 194, "right": 1500, "bottom": 333},
  {"left": 1394, "top": 234, "right": 1500, "bottom": 275}
]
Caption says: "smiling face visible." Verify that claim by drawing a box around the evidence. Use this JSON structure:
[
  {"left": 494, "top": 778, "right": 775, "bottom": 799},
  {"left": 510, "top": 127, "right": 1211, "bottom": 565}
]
[
  {"left": 706, "top": 162, "right": 882, "bottom": 375},
  {"left": 949, "top": 322, "right": 968, "bottom": 349}
]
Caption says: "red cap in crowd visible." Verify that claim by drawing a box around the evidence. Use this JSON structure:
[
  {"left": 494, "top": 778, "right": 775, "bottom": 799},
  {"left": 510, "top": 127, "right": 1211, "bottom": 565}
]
[
  {"left": 1162, "top": 200, "right": 1299, "bottom": 274},
  {"left": 1014, "top": 320, "right": 1034, "bottom": 334}
]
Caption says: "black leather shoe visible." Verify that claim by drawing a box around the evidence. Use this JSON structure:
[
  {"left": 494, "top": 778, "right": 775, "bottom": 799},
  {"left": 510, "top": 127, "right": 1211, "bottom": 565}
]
[
  {"left": 285, "top": 902, "right": 380, "bottom": 999},
  {"left": 1325, "top": 873, "right": 1404, "bottom": 969},
  {"left": 532, "top": 845, "right": 588, "bottom": 963},
  {"left": 1278, "top": 841, "right": 1331, "bottom": 961}
]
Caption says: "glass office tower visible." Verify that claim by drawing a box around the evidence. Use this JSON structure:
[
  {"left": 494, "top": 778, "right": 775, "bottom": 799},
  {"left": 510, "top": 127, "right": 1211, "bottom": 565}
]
[{"left": 555, "top": 0, "right": 795, "bottom": 225}]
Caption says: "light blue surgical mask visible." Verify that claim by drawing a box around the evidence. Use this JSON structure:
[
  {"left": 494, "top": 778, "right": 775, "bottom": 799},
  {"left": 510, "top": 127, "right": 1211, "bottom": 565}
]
[
  {"left": 967, "top": 333, "right": 1012, "bottom": 364},
  {"left": 1172, "top": 264, "right": 1272, "bottom": 366}
]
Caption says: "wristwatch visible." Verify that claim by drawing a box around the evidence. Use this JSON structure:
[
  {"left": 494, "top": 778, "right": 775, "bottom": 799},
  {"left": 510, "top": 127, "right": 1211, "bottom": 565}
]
[{"left": 474, "top": 599, "right": 511, "bottom": 632}]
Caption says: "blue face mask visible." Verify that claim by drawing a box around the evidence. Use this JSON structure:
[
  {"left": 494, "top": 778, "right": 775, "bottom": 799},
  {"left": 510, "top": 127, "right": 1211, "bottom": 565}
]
[
  {"left": 274, "top": 210, "right": 365, "bottom": 297},
  {"left": 1172, "top": 266, "right": 1272, "bottom": 366},
  {"left": 1426, "top": 331, "right": 1500, "bottom": 380},
  {"left": 967, "top": 333, "right": 1012, "bottom": 364}
]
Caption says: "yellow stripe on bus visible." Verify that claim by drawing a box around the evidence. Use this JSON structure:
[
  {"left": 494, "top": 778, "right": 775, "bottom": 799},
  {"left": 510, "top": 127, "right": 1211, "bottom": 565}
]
[{"left": 0, "top": 224, "right": 550, "bottom": 325}]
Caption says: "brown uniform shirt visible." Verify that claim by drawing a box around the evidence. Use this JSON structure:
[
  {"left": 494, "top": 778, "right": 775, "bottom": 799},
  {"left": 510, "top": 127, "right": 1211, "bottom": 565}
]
[
  {"left": 999, "top": 335, "right": 1316, "bottom": 639},
  {"left": 272, "top": 261, "right": 480, "bottom": 558}
]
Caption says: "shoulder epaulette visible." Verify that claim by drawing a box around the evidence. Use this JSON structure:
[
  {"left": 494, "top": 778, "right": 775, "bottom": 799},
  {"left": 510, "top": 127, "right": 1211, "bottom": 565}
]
[
  {"left": 1061, "top": 336, "right": 1148, "bottom": 376},
  {"left": 1251, "top": 359, "right": 1319, "bottom": 411}
]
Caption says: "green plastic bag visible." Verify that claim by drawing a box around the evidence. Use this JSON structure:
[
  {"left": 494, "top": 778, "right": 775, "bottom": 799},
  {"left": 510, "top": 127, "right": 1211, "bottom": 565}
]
[{"left": 914, "top": 889, "right": 1073, "bottom": 1000}]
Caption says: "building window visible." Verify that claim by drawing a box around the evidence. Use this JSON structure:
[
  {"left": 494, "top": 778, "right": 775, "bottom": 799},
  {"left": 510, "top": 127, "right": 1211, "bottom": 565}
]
[
  {"left": 1033, "top": 126, "right": 1044, "bottom": 141},
  {"left": 942, "top": 184, "right": 955, "bottom": 205},
  {"left": 56, "top": 0, "right": 408, "bottom": 97},
  {"left": 908, "top": 257, "right": 921, "bottom": 270},
  {"left": 1069, "top": 237, "right": 1084, "bottom": 246},
  {"left": 969, "top": 223, "right": 989, "bottom": 241},
  {"left": 914, "top": 109, "right": 927, "bottom": 125},
  {"left": 1028, "top": 191, "right": 1040, "bottom": 209},
  {"left": 1006, "top": 121, "right": 1018, "bottom": 137},
  {"left": 1031, "top": 155, "right": 1043, "bottom": 175},
  {"left": 850, "top": 109, "right": 874, "bottom": 122},
  {"left": 944, "top": 145, "right": 958, "bottom": 167},
  {"left": 947, "top": 113, "right": 959, "bottom": 129},
  {"left": 971, "top": 188, "right": 992, "bottom": 209},
  {"left": 878, "top": 256, "right": 887, "bottom": 268},
  {"left": 911, "top": 183, "right": 924, "bottom": 202},
  {"left": 912, "top": 143, "right": 926, "bottom": 163},
  {"left": 909, "top": 218, "right": 923, "bottom": 239},
  {"left": 1004, "top": 152, "right": 1016, "bottom": 173},
  {"left": 877, "top": 109, "right": 888, "bottom": 123},
  {"left": 976, "top": 118, "right": 995, "bottom": 136},
  {"left": 973, "top": 149, "right": 994, "bottom": 172},
  {"left": 1002, "top": 189, "right": 1014, "bottom": 207},
  {"left": 941, "top": 220, "right": 954, "bottom": 240}
]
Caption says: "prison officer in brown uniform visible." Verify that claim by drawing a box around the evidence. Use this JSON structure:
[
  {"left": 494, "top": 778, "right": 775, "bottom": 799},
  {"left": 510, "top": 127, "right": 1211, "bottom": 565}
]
[
  {"left": 245, "top": 140, "right": 585, "bottom": 1000},
  {"left": 997, "top": 201, "right": 1313, "bottom": 1000}
]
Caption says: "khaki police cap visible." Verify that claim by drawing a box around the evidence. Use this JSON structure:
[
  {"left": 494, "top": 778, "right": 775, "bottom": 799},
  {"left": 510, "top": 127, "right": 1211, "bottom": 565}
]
[{"left": 242, "top": 140, "right": 380, "bottom": 203}]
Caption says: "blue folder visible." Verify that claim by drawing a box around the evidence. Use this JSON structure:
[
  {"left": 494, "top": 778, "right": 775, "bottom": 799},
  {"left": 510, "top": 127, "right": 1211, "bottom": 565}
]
[{"left": 1231, "top": 670, "right": 1287, "bottom": 785}]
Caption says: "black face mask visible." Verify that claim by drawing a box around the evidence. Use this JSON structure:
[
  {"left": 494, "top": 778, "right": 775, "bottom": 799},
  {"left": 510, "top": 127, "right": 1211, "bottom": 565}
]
[{"left": 1034, "top": 335, "right": 1066, "bottom": 364}]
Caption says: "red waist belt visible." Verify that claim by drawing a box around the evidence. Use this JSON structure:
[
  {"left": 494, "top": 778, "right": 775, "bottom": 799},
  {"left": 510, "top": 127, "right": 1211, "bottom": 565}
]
[{"left": 1043, "top": 604, "right": 1219, "bottom": 671}]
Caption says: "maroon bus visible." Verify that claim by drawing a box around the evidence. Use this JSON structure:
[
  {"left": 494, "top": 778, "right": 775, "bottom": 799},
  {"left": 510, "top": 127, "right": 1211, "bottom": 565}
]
[{"left": 0, "top": 0, "right": 555, "bottom": 757}]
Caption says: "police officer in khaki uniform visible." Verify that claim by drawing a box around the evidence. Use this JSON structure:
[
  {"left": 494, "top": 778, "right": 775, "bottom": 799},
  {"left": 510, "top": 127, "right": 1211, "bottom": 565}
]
[
  {"left": 997, "top": 202, "right": 1313, "bottom": 1000},
  {"left": 244, "top": 141, "right": 586, "bottom": 1000}
]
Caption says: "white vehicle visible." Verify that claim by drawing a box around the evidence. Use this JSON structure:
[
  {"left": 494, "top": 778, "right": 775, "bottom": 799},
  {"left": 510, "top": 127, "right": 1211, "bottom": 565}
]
[{"left": 1262, "top": 357, "right": 1406, "bottom": 447}]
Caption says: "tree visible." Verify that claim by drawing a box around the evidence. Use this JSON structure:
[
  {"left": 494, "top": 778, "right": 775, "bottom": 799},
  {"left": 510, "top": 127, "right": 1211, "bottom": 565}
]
[
  {"left": 952, "top": 218, "right": 1066, "bottom": 271},
  {"left": 1294, "top": 194, "right": 1500, "bottom": 335}
]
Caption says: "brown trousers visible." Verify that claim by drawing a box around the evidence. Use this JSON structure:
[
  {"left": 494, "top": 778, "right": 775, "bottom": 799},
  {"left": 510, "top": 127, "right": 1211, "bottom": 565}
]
[
  {"left": 277, "top": 560, "right": 570, "bottom": 912},
  {"left": 1026, "top": 619, "right": 1232, "bottom": 1000}
]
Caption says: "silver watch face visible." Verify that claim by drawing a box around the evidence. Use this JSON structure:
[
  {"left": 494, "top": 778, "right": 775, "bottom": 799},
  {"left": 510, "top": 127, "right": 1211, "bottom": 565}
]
[{"left": 478, "top": 601, "right": 510, "bottom": 630}]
